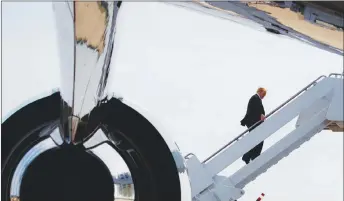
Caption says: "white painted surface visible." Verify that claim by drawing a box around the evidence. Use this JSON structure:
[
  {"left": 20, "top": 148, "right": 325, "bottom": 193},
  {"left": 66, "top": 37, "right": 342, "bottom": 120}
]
[
  {"left": 2, "top": 2, "right": 343, "bottom": 201},
  {"left": 326, "top": 78, "right": 344, "bottom": 122}
]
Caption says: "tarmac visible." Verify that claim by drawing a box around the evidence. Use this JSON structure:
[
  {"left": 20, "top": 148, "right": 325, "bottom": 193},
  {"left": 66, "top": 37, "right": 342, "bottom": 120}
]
[{"left": 167, "top": 1, "right": 343, "bottom": 56}]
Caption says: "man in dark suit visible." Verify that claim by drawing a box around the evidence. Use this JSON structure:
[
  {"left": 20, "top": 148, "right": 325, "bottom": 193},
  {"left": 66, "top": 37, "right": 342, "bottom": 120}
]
[{"left": 240, "top": 87, "right": 267, "bottom": 164}]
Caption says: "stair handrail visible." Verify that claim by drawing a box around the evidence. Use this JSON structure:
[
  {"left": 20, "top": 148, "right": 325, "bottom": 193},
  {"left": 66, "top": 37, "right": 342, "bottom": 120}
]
[
  {"left": 200, "top": 74, "right": 327, "bottom": 163},
  {"left": 329, "top": 73, "right": 343, "bottom": 78}
]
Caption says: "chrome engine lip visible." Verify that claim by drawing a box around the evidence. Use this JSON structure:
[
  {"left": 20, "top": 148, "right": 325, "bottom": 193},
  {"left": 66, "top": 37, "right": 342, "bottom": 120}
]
[
  {"left": 5, "top": 90, "right": 192, "bottom": 201},
  {"left": 10, "top": 138, "right": 57, "bottom": 198},
  {"left": 8, "top": 126, "right": 137, "bottom": 201},
  {"left": 9, "top": 129, "right": 59, "bottom": 199}
]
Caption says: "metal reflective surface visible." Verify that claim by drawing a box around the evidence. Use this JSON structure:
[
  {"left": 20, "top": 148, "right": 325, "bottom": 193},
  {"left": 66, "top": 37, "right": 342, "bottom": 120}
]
[
  {"left": 10, "top": 133, "right": 59, "bottom": 199},
  {"left": 53, "top": 2, "right": 120, "bottom": 144},
  {"left": 83, "top": 128, "right": 110, "bottom": 149},
  {"left": 52, "top": 2, "right": 190, "bottom": 201},
  {"left": 90, "top": 150, "right": 136, "bottom": 200},
  {"left": 9, "top": 127, "right": 137, "bottom": 201}
]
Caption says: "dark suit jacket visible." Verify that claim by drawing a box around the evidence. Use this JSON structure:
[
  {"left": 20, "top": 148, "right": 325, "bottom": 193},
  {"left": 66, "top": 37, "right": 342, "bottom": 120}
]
[{"left": 240, "top": 94, "right": 265, "bottom": 130}]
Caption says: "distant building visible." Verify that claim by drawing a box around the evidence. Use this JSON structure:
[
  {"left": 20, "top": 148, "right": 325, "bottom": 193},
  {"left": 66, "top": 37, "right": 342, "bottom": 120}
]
[
  {"left": 113, "top": 172, "right": 133, "bottom": 185},
  {"left": 113, "top": 172, "right": 135, "bottom": 199}
]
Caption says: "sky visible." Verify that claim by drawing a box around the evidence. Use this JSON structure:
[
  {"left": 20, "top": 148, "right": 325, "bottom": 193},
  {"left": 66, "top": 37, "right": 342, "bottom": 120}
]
[{"left": 2, "top": 2, "right": 343, "bottom": 201}]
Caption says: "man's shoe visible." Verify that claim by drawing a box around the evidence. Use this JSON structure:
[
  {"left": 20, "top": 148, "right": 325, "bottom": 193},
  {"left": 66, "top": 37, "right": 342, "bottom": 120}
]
[{"left": 242, "top": 158, "right": 250, "bottom": 164}]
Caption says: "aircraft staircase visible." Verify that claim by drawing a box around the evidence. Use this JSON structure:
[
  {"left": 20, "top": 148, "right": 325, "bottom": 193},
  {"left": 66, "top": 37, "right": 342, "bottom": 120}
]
[{"left": 185, "top": 73, "right": 343, "bottom": 201}]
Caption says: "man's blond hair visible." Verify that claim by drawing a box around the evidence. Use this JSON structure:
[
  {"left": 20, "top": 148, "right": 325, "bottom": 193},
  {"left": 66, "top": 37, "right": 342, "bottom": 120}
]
[{"left": 257, "top": 87, "right": 267, "bottom": 94}]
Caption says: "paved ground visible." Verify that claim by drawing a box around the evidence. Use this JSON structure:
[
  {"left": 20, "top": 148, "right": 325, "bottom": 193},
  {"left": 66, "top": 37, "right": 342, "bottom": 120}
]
[
  {"left": 168, "top": 1, "right": 343, "bottom": 56},
  {"left": 75, "top": 2, "right": 107, "bottom": 53},
  {"left": 248, "top": 3, "right": 343, "bottom": 50}
]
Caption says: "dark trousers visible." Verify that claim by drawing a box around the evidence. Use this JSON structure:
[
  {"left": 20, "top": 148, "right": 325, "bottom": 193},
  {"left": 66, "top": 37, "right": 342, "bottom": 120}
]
[
  {"left": 242, "top": 141, "right": 264, "bottom": 161},
  {"left": 242, "top": 122, "right": 264, "bottom": 162}
]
